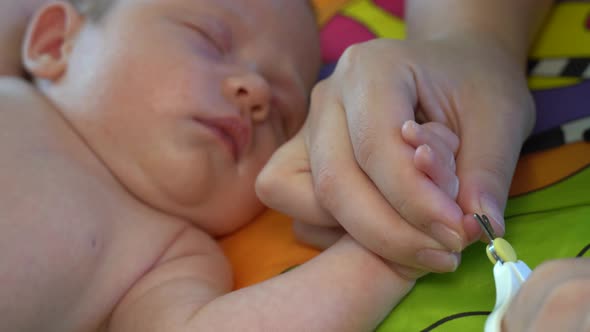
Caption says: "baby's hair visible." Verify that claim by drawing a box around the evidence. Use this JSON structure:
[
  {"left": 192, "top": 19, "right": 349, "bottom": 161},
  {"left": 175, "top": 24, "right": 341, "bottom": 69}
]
[{"left": 66, "top": 0, "right": 114, "bottom": 20}]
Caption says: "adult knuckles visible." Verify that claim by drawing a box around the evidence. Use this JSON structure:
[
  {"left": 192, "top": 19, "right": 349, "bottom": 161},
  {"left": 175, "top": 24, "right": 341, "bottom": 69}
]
[
  {"left": 310, "top": 79, "right": 328, "bottom": 102},
  {"left": 337, "top": 39, "right": 403, "bottom": 78},
  {"left": 312, "top": 164, "right": 344, "bottom": 211},
  {"left": 338, "top": 43, "right": 369, "bottom": 75},
  {"left": 352, "top": 123, "right": 381, "bottom": 174}
]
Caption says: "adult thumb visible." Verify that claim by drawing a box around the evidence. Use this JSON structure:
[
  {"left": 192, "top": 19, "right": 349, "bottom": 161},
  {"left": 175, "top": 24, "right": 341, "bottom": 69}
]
[{"left": 456, "top": 108, "right": 533, "bottom": 244}]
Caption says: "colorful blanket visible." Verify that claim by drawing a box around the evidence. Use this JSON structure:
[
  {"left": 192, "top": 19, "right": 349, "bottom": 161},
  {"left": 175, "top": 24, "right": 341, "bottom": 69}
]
[{"left": 220, "top": 1, "right": 590, "bottom": 330}]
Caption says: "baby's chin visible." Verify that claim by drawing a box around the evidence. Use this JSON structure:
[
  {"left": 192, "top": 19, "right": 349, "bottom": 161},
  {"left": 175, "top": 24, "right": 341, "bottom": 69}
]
[
  {"left": 189, "top": 199, "right": 266, "bottom": 237},
  {"left": 139, "top": 176, "right": 264, "bottom": 236},
  {"left": 136, "top": 186, "right": 264, "bottom": 236}
]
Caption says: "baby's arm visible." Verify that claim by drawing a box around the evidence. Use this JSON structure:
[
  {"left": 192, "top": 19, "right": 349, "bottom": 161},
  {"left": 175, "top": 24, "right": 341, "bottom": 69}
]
[
  {"left": 0, "top": 0, "right": 47, "bottom": 76},
  {"left": 109, "top": 229, "right": 412, "bottom": 331}
]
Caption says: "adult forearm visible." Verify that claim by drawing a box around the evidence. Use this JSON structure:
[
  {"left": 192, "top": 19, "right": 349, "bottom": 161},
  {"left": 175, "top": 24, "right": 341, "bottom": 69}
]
[
  {"left": 192, "top": 236, "right": 414, "bottom": 331},
  {"left": 406, "top": 0, "right": 554, "bottom": 62}
]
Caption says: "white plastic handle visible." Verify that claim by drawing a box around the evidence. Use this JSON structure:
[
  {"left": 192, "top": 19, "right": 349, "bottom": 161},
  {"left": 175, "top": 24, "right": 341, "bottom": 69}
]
[{"left": 485, "top": 260, "right": 532, "bottom": 332}]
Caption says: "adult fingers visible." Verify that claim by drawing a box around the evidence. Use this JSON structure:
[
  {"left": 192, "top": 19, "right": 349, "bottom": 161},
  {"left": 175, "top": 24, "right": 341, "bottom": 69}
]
[
  {"left": 503, "top": 258, "right": 590, "bottom": 332},
  {"left": 307, "top": 79, "right": 458, "bottom": 272},
  {"left": 335, "top": 45, "right": 465, "bottom": 252}
]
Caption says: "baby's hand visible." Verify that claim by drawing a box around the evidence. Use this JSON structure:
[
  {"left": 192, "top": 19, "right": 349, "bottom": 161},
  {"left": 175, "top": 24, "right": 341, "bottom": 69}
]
[
  {"left": 401, "top": 120, "right": 460, "bottom": 201},
  {"left": 381, "top": 120, "right": 463, "bottom": 278},
  {"left": 258, "top": 117, "right": 466, "bottom": 279}
]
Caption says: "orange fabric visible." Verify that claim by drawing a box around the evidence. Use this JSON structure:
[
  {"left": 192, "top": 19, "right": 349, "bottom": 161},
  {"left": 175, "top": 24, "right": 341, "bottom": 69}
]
[
  {"left": 510, "top": 142, "right": 590, "bottom": 196},
  {"left": 312, "top": 0, "right": 350, "bottom": 25},
  {"left": 219, "top": 210, "right": 319, "bottom": 289}
]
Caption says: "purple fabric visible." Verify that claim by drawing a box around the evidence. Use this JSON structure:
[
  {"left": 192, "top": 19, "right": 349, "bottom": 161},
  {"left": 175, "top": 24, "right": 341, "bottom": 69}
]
[{"left": 532, "top": 80, "right": 590, "bottom": 134}]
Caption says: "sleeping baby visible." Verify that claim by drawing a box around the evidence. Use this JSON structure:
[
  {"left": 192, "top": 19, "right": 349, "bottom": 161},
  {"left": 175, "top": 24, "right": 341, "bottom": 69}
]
[{"left": 0, "top": 0, "right": 461, "bottom": 330}]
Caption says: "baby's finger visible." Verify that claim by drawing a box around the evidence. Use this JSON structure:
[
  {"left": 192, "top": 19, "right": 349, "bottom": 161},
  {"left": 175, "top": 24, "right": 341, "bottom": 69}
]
[
  {"left": 420, "top": 122, "right": 460, "bottom": 154},
  {"left": 256, "top": 124, "right": 339, "bottom": 228},
  {"left": 402, "top": 120, "right": 457, "bottom": 171},
  {"left": 415, "top": 144, "right": 460, "bottom": 199}
]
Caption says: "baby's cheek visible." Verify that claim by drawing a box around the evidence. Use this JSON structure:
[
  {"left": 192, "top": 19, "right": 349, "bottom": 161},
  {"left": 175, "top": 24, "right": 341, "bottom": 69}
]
[{"left": 255, "top": 126, "right": 286, "bottom": 162}]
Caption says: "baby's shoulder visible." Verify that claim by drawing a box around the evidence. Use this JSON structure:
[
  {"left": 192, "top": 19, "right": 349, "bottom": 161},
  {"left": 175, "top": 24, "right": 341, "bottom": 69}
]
[
  {"left": 107, "top": 225, "right": 233, "bottom": 329},
  {"left": 0, "top": 76, "right": 41, "bottom": 103},
  {"left": 0, "top": 77, "right": 56, "bottom": 125}
]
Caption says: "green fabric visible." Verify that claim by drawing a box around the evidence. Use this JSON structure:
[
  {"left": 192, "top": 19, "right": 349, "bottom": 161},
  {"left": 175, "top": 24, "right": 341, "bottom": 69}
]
[{"left": 377, "top": 166, "right": 590, "bottom": 331}]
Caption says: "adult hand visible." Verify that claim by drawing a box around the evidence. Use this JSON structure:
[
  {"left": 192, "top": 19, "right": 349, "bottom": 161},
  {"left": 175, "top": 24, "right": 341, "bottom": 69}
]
[
  {"left": 502, "top": 258, "right": 590, "bottom": 331},
  {"left": 257, "top": 36, "right": 535, "bottom": 278}
]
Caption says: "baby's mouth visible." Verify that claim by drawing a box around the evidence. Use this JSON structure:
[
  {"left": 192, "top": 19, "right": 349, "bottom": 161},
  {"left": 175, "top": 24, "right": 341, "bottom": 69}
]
[{"left": 193, "top": 116, "right": 251, "bottom": 161}]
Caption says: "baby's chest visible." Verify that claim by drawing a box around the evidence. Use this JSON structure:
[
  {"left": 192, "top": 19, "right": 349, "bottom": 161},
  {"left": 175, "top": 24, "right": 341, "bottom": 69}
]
[
  {"left": 0, "top": 88, "right": 188, "bottom": 331},
  {"left": 0, "top": 155, "right": 185, "bottom": 331},
  {"left": 2, "top": 189, "right": 185, "bottom": 331}
]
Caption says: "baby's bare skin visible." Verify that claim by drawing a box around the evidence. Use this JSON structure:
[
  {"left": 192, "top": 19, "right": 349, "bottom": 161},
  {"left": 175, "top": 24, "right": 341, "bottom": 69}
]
[
  {"left": 0, "top": 81, "right": 408, "bottom": 331},
  {"left": 0, "top": 1, "right": 416, "bottom": 331},
  {"left": 0, "top": 78, "right": 228, "bottom": 331}
]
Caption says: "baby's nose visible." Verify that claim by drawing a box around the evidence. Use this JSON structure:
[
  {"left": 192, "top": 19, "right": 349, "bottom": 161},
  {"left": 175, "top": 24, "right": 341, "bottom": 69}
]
[{"left": 223, "top": 72, "right": 271, "bottom": 122}]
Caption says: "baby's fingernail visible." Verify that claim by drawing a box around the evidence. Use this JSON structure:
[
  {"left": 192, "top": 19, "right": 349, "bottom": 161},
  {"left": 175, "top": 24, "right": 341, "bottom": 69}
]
[
  {"left": 416, "top": 249, "right": 460, "bottom": 272},
  {"left": 416, "top": 144, "right": 432, "bottom": 157},
  {"left": 480, "top": 194, "right": 506, "bottom": 236},
  {"left": 450, "top": 176, "right": 460, "bottom": 200},
  {"left": 431, "top": 223, "right": 463, "bottom": 252},
  {"left": 402, "top": 120, "right": 419, "bottom": 133},
  {"left": 449, "top": 152, "right": 456, "bottom": 170}
]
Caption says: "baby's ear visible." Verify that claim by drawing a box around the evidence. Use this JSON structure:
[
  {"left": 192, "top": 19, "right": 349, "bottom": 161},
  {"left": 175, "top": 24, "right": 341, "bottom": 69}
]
[{"left": 22, "top": 1, "right": 83, "bottom": 81}]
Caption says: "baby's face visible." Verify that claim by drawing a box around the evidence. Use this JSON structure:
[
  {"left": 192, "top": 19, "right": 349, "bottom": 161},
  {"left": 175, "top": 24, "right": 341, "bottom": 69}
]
[{"left": 47, "top": 0, "right": 320, "bottom": 235}]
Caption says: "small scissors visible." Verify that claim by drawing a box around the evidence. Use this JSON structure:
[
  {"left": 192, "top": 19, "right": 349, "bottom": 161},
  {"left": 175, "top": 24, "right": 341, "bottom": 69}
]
[{"left": 473, "top": 214, "right": 532, "bottom": 332}]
